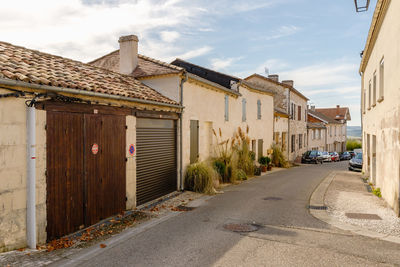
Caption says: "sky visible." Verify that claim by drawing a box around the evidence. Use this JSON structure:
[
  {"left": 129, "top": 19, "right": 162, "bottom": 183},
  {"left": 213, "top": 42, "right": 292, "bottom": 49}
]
[{"left": 0, "top": 0, "right": 377, "bottom": 126}]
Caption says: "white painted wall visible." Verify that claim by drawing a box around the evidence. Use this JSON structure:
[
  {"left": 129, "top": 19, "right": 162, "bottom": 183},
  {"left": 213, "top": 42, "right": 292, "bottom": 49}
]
[{"left": 361, "top": 0, "right": 400, "bottom": 215}]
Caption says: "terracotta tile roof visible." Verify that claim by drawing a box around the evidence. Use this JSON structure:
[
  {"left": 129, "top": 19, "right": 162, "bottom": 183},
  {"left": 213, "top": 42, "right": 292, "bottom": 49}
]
[
  {"left": 308, "top": 109, "right": 341, "bottom": 124},
  {"left": 0, "top": 41, "right": 178, "bottom": 105},
  {"left": 315, "top": 106, "right": 351, "bottom": 121},
  {"left": 88, "top": 50, "right": 183, "bottom": 78}
]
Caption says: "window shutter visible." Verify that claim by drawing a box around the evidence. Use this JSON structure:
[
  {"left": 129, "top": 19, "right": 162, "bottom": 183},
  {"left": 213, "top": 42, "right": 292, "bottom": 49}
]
[
  {"left": 224, "top": 95, "right": 229, "bottom": 121},
  {"left": 257, "top": 100, "right": 261, "bottom": 119}
]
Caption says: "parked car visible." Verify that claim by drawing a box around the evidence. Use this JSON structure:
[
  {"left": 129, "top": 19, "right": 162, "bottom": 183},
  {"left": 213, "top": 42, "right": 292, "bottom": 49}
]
[
  {"left": 340, "top": 151, "right": 352, "bottom": 161},
  {"left": 302, "top": 150, "right": 324, "bottom": 164},
  {"left": 329, "top": 152, "right": 340, "bottom": 162},
  {"left": 349, "top": 151, "right": 356, "bottom": 158},
  {"left": 321, "top": 151, "right": 332, "bottom": 162},
  {"left": 349, "top": 152, "right": 363, "bottom": 172}
]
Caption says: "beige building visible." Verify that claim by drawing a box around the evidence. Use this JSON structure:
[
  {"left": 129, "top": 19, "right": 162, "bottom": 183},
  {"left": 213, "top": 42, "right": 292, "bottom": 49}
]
[
  {"left": 91, "top": 35, "right": 275, "bottom": 179},
  {"left": 308, "top": 107, "right": 349, "bottom": 152},
  {"left": 307, "top": 122, "right": 326, "bottom": 151},
  {"left": 0, "top": 40, "right": 181, "bottom": 251},
  {"left": 360, "top": 0, "right": 400, "bottom": 215},
  {"left": 245, "top": 74, "right": 308, "bottom": 162}
]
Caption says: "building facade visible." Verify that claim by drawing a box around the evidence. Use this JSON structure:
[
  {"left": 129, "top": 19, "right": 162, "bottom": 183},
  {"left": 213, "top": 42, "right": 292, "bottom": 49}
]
[
  {"left": 245, "top": 74, "right": 308, "bottom": 162},
  {"left": 0, "top": 40, "right": 181, "bottom": 251},
  {"left": 360, "top": 0, "right": 399, "bottom": 215}
]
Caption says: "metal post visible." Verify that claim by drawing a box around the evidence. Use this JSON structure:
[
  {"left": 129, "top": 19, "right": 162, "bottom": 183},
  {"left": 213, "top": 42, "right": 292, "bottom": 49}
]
[{"left": 26, "top": 106, "right": 36, "bottom": 249}]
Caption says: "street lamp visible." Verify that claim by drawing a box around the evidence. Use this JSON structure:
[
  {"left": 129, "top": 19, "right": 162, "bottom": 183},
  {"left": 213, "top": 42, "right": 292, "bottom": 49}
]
[{"left": 354, "top": 0, "right": 370, "bottom": 12}]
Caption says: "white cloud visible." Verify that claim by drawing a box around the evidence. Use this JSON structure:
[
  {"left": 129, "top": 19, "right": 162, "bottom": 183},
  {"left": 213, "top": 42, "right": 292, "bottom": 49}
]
[
  {"left": 279, "top": 61, "right": 359, "bottom": 88},
  {"left": 176, "top": 46, "right": 213, "bottom": 60},
  {"left": 0, "top": 0, "right": 202, "bottom": 62},
  {"left": 160, "top": 31, "right": 180, "bottom": 43},
  {"left": 210, "top": 57, "right": 243, "bottom": 71},
  {"left": 264, "top": 25, "right": 300, "bottom": 40}
]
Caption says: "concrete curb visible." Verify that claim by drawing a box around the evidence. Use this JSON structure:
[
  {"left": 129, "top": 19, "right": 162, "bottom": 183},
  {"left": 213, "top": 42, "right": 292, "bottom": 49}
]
[{"left": 309, "top": 171, "right": 400, "bottom": 245}]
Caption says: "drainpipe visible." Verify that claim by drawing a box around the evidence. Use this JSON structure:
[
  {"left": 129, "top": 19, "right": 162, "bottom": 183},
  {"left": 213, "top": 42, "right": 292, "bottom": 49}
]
[
  {"left": 26, "top": 102, "right": 36, "bottom": 249},
  {"left": 287, "top": 89, "right": 291, "bottom": 160},
  {"left": 179, "top": 72, "right": 188, "bottom": 191}
]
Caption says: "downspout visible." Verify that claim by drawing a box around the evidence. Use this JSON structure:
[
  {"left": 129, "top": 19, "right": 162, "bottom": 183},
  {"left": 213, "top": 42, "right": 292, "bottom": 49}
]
[
  {"left": 179, "top": 72, "right": 188, "bottom": 191},
  {"left": 287, "top": 89, "right": 291, "bottom": 160},
  {"left": 26, "top": 99, "right": 36, "bottom": 249}
]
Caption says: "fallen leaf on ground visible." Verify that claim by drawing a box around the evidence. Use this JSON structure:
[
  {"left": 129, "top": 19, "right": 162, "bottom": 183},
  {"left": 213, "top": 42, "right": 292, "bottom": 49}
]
[{"left": 100, "top": 244, "right": 107, "bottom": 248}]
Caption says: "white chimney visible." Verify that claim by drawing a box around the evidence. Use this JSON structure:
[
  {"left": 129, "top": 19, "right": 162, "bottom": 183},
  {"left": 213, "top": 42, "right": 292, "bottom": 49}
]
[
  {"left": 311, "top": 105, "right": 315, "bottom": 111},
  {"left": 119, "top": 35, "right": 139, "bottom": 75},
  {"left": 268, "top": 74, "right": 279, "bottom": 82},
  {"left": 282, "top": 80, "right": 294, "bottom": 87}
]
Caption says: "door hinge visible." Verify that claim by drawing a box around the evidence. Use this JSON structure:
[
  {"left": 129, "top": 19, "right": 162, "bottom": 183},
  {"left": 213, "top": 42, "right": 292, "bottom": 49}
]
[
  {"left": 125, "top": 125, "right": 128, "bottom": 130},
  {"left": 44, "top": 124, "right": 47, "bottom": 130},
  {"left": 45, "top": 170, "right": 47, "bottom": 177},
  {"left": 125, "top": 157, "right": 128, "bottom": 162},
  {"left": 125, "top": 196, "right": 128, "bottom": 202}
]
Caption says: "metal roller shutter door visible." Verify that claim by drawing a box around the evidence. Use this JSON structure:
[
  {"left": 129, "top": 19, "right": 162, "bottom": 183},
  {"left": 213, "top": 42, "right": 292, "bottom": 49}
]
[{"left": 136, "top": 118, "right": 177, "bottom": 205}]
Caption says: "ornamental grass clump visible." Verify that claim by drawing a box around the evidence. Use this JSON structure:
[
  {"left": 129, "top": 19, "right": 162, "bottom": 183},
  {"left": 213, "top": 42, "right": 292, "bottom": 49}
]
[
  {"left": 212, "top": 128, "right": 236, "bottom": 183},
  {"left": 185, "top": 162, "right": 216, "bottom": 194},
  {"left": 271, "top": 144, "right": 289, "bottom": 168},
  {"left": 232, "top": 126, "right": 254, "bottom": 176}
]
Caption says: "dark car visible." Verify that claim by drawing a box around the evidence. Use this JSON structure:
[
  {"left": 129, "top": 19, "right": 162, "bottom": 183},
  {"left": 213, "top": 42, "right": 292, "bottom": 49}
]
[
  {"left": 349, "top": 151, "right": 356, "bottom": 158},
  {"left": 349, "top": 153, "right": 363, "bottom": 172},
  {"left": 329, "top": 152, "right": 340, "bottom": 162},
  {"left": 340, "top": 151, "right": 352, "bottom": 161},
  {"left": 302, "top": 150, "right": 323, "bottom": 164}
]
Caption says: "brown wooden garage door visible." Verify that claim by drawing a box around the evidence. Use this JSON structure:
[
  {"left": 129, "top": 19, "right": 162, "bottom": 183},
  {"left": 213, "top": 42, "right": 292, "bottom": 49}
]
[
  {"left": 46, "top": 110, "right": 126, "bottom": 241},
  {"left": 136, "top": 118, "right": 177, "bottom": 205}
]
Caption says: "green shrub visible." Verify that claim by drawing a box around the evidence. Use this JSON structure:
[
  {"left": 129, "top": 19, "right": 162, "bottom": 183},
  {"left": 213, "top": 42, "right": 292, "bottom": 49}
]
[
  {"left": 258, "top": 156, "right": 270, "bottom": 166},
  {"left": 254, "top": 166, "right": 261, "bottom": 176},
  {"left": 185, "top": 162, "right": 216, "bottom": 194},
  {"left": 213, "top": 159, "right": 226, "bottom": 181},
  {"left": 372, "top": 187, "right": 382, "bottom": 198},
  {"left": 346, "top": 139, "right": 362, "bottom": 151},
  {"left": 235, "top": 169, "right": 247, "bottom": 181},
  {"left": 249, "top": 151, "right": 256, "bottom": 161},
  {"left": 271, "top": 144, "right": 289, "bottom": 168}
]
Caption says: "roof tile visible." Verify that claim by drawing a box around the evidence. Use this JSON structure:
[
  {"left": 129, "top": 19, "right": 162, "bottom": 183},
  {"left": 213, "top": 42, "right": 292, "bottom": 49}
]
[{"left": 0, "top": 41, "right": 177, "bottom": 106}]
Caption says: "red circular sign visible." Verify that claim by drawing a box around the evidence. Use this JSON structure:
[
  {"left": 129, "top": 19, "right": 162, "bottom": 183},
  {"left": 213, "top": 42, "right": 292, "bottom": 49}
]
[{"left": 92, "top": 143, "right": 99, "bottom": 155}]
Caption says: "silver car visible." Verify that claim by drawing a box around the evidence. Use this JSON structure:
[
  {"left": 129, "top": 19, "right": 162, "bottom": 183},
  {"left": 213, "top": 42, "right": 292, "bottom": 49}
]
[{"left": 321, "top": 151, "right": 332, "bottom": 162}]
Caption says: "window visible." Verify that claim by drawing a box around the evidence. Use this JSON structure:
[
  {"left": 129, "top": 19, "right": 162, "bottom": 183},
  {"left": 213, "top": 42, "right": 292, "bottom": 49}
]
[
  {"left": 368, "top": 80, "right": 371, "bottom": 110},
  {"left": 330, "top": 126, "right": 332, "bottom": 137},
  {"left": 379, "top": 58, "right": 384, "bottom": 102},
  {"left": 335, "top": 126, "right": 337, "bottom": 136},
  {"left": 291, "top": 135, "right": 295, "bottom": 153},
  {"left": 321, "top": 129, "right": 324, "bottom": 139},
  {"left": 291, "top": 102, "right": 296, "bottom": 120},
  {"left": 298, "top": 105, "right": 301, "bottom": 121},
  {"left": 224, "top": 95, "right": 229, "bottom": 121},
  {"left": 257, "top": 100, "right": 261, "bottom": 119},
  {"left": 242, "top": 98, "right": 247, "bottom": 122},
  {"left": 312, "top": 129, "right": 315, "bottom": 140},
  {"left": 299, "top": 134, "right": 303, "bottom": 149},
  {"left": 373, "top": 72, "right": 377, "bottom": 106},
  {"left": 304, "top": 133, "right": 307, "bottom": 147},
  {"left": 315, "top": 129, "right": 319, "bottom": 140},
  {"left": 305, "top": 109, "right": 307, "bottom": 122}
]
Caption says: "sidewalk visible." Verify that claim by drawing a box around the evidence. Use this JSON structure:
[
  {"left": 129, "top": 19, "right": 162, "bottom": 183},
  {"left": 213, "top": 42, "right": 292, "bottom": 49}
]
[{"left": 310, "top": 170, "right": 400, "bottom": 243}]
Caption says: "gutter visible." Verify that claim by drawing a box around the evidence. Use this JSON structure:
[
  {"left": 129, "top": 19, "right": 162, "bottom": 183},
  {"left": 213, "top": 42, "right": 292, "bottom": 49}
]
[{"left": 0, "top": 78, "right": 183, "bottom": 110}]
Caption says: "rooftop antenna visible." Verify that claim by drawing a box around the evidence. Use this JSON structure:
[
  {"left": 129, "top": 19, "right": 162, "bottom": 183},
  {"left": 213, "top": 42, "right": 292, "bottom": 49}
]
[
  {"left": 264, "top": 67, "right": 269, "bottom": 76},
  {"left": 354, "top": 0, "right": 370, "bottom": 12}
]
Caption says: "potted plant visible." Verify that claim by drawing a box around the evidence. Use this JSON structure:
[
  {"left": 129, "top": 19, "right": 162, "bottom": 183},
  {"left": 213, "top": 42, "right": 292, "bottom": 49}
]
[
  {"left": 266, "top": 156, "right": 272, "bottom": 171},
  {"left": 258, "top": 156, "right": 268, "bottom": 172}
]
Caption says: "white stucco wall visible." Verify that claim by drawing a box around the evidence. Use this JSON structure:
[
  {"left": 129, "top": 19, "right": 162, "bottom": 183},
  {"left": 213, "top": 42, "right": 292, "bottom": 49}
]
[
  {"left": 361, "top": 0, "right": 400, "bottom": 215},
  {"left": 181, "top": 80, "right": 274, "bottom": 174},
  {"left": 126, "top": 115, "right": 136, "bottom": 209},
  {"left": 308, "top": 128, "right": 326, "bottom": 151},
  {"left": 140, "top": 75, "right": 181, "bottom": 103},
  {"left": 0, "top": 89, "right": 47, "bottom": 251},
  {"left": 274, "top": 115, "right": 289, "bottom": 156}
]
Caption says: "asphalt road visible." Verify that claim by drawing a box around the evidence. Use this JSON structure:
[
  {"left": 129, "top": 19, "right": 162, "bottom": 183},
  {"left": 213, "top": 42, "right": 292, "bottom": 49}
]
[{"left": 61, "top": 161, "right": 400, "bottom": 266}]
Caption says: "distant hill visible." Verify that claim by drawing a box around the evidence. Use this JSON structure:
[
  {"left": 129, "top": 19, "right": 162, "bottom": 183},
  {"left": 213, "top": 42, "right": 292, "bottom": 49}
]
[{"left": 347, "top": 126, "right": 361, "bottom": 138}]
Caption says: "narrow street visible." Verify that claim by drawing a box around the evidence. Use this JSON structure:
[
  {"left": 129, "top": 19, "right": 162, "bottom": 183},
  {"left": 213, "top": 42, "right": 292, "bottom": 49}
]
[{"left": 56, "top": 162, "right": 400, "bottom": 266}]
